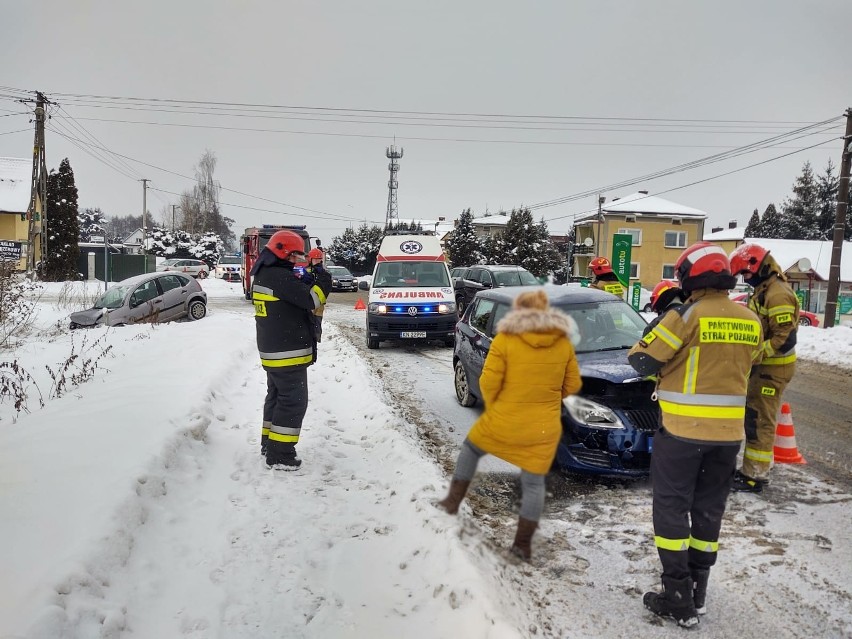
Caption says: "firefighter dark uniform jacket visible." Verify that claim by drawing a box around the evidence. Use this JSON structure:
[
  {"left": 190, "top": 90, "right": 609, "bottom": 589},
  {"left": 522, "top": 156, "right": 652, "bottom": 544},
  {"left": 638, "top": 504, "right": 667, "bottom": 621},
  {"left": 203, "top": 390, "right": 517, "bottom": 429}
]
[
  {"left": 628, "top": 288, "right": 763, "bottom": 443},
  {"left": 252, "top": 261, "right": 330, "bottom": 370},
  {"left": 748, "top": 255, "right": 799, "bottom": 366}
]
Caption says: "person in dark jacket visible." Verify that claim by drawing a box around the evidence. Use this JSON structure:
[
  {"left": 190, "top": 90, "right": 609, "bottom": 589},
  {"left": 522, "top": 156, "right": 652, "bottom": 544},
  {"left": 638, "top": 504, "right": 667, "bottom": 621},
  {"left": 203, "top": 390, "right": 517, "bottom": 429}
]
[
  {"left": 304, "top": 248, "right": 327, "bottom": 343},
  {"left": 251, "top": 230, "right": 331, "bottom": 471},
  {"left": 642, "top": 279, "right": 687, "bottom": 337}
]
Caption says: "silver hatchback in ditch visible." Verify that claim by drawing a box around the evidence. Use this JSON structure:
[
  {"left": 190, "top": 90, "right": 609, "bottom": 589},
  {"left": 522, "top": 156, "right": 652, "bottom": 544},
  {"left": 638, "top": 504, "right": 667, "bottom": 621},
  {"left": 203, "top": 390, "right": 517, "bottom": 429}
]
[{"left": 69, "top": 272, "right": 208, "bottom": 329}]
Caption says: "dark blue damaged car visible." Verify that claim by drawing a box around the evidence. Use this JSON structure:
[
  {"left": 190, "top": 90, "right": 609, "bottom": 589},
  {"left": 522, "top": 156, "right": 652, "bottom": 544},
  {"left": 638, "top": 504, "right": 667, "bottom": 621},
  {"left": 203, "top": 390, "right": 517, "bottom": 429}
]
[{"left": 452, "top": 284, "right": 657, "bottom": 478}]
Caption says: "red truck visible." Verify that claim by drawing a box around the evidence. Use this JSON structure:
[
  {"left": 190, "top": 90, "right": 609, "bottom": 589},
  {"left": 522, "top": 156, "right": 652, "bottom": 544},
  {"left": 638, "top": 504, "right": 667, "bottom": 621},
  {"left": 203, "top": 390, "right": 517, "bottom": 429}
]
[{"left": 240, "top": 225, "right": 312, "bottom": 300}]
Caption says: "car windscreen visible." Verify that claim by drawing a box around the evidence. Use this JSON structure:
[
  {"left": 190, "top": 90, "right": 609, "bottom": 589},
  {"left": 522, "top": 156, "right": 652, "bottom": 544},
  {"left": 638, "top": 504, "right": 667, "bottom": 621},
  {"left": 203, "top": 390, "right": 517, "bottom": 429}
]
[
  {"left": 556, "top": 300, "right": 647, "bottom": 354},
  {"left": 159, "top": 259, "right": 179, "bottom": 266},
  {"left": 328, "top": 267, "right": 353, "bottom": 276},
  {"left": 93, "top": 284, "right": 131, "bottom": 309},
  {"left": 218, "top": 256, "right": 241, "bottom": 264},
  {"left": 373, "top": 261, "right": 450, "bottom": 287}
]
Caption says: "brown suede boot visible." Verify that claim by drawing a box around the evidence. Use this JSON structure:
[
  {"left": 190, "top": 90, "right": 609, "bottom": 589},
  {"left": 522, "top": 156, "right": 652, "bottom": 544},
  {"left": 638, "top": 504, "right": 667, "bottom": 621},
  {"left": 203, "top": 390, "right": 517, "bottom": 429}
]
[
  {"left": 510, "top": 517, "right": 538, "bottom": 561},
  {"left": 437, "top": 479, "right": 471, "bottom": 515}
]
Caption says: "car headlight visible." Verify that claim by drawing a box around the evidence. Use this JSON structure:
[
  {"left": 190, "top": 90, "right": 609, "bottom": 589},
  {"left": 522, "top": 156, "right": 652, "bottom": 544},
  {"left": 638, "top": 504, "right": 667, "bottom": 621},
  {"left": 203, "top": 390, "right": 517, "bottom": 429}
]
[
  {"left": 332, "top": 278, "right": 340, "bottom": 285},
  {"left": 563, "top": 395, "right": 625, "bottom": 429},
  {"left": 368, "top": 303, "right": 388, "bottom": 314},
  {"left": 437, "top": 302, "right": 456, "bottom": 314}
]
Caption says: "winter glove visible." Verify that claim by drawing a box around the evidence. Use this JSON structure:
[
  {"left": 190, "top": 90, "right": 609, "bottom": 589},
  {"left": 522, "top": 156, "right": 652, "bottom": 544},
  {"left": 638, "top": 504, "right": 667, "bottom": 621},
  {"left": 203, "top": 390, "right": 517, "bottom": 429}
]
[{"left": 300, "top": 270, "right": 316, "bottom": 287}]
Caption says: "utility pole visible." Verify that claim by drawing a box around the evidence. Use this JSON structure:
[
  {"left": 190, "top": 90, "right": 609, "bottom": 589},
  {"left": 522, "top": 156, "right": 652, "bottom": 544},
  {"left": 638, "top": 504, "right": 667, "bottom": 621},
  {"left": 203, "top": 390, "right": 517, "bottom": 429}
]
[
  {"left": 140, "top": 179, "right": 149, "bottom": 272},
  {"left": 823, "top": 108, "right": 852, "bottom": 329},
  {"left": 25, "top": 92, "right": 48, "bottom": 276},
  {"left": 171, "top": 204, "right": 180, "bottom": 232},
  {"left": 595, "top": 195, "right": 606, "bottom": 258}
]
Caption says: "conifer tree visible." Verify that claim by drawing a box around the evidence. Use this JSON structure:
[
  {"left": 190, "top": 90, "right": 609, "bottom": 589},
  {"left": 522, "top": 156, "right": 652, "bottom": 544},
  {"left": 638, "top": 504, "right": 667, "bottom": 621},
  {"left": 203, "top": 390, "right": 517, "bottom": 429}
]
[
  {"left": 780, "top": 161, "right": 819, "bottom": 239},
  {"left": 41, "top": 158, "right": 81, "bottom": 281},
  {"left": 445, "top": 208, "right": 482, "bottom": 267},
  {"left": 760, "top": 203, "right": 783, "bottom": 238},
  {"left": 816, "top": 158, "right": 839, "bottom": 240},
  {"left": 524, "top": 217, "right": 562, "bottom": 279},
  {"left": 502, "top": 208, "right": 539, "bottom": 266},
  {"left": 744, "top": 208, "right": 761, "bottom": 237},
  {"left": 481, "top": 231, "right": 507, "bottom": 265},
  {"left": 327, "top": 227, "right": 360, "bottom": 271}
]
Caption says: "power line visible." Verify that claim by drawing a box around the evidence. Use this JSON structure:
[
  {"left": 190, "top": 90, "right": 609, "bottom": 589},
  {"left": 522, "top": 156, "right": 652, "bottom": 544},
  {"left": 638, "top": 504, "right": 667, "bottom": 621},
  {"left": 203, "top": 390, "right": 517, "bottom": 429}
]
[{"left": 46, "top": 127, "right": 376, "bottom": 225}]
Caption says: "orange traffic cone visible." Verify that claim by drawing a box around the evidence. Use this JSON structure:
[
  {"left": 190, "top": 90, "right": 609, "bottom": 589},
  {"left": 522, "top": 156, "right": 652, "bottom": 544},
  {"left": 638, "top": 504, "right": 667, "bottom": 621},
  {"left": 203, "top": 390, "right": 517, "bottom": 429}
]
[
  {"left": 773, "top": 403, "right": 806, "bottom": 464},
  {"left": 354, "top": 298, "right": 366, "bottom": 310}
]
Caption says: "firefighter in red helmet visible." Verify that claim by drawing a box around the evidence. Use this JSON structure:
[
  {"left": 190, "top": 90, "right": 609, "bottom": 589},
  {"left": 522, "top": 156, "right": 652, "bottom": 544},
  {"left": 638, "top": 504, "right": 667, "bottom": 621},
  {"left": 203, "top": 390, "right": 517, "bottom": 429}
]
[
  {"left": 304, "top": 248, "right": 327, "bottom": 342},
  {"left": 251, "top": 230, "right": 332, "bottom": 471},
  {"left": 729, "top": 242, "right": 799, "bottom": 493},
  {"left": 628, "top": 242, "right": 762, "bottom": 628},
  {"left": 642, "top": 279, "right": 687, "bottom": 337},
  {"left": 588, "top": 256, "right": 625, "bottom": 296}
]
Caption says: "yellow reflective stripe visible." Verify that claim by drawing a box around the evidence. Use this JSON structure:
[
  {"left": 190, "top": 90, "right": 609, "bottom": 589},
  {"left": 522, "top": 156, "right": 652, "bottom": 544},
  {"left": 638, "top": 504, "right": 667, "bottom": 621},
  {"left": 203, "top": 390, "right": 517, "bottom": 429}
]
[
  {"left": 261, "top": 421, "right": 271, "bottom": 437},
  {"left": 683, "top": 347, "right": 699, "bottom": 395},
  {"left": 252, "top": 292, "right": 279, "bottom": 302},
  {"left": 652, "top": 324, "right": 683, "bottom": 350},
  {"left": 654, "top": 536, "right": 689, "bottom": 551},
  {"left": 658, "top": 400, "right": 745, "bottom": 419},
  {"left": 268, "top": 432, "right": 300, "bottom": 443},
  {"left": 261, "top": 355, "right": 314, "bottom": 367},
  {"left": 253, "top": 301, "right": 267, "bottom": 317},
  {"left": 744, "top": 446, "right": 773, "bottom": 463},
  {"left": 312, "top": 284, "right": 327, "bottom": 304},
  {"left": 689, "top": 536, "right": 719, "bottom": 553},
  {"left": 763, "top": 353, "right": 796, "bottom": 365},
  {"left": 768, "top": 305, "right": 796, "bottom": 316}
]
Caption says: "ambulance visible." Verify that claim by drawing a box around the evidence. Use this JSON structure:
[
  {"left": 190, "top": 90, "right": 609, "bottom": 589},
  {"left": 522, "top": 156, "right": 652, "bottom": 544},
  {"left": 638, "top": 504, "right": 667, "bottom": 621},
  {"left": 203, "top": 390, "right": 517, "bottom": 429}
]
[{"left": 360, "top": 233, "right": 457, "bottom": 349}]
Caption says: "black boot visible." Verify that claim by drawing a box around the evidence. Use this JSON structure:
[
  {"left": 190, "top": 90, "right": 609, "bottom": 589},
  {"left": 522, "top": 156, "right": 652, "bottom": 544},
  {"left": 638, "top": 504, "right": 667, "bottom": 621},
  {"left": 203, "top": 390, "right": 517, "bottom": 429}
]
[
  {"left": 509, "top": 517, "right": 538, "bottom": 562},
  {"left": 732, "top": 469, "right": 764, "bottom": 493},
  {"left": 437, "top": 479, "right": 471, "bottom": 515},
  {"left": 690, "top": 568, "right": 710, "bottom": 615},
  {"left": 644, "top": 575, "right": 700, "bottom": 628}
]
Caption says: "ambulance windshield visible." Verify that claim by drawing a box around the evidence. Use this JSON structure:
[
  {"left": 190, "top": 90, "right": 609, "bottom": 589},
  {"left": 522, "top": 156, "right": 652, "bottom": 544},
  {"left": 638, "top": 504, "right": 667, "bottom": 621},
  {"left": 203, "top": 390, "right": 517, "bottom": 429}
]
[{"left": 374, "top": 262, "right": 450, "bottom": 288}]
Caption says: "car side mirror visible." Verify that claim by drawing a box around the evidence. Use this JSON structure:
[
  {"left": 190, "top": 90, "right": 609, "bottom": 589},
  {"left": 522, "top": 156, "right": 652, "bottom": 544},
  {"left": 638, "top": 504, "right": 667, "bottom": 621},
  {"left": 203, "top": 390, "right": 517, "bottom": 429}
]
[{"left": 358, "top": 281, "right": 369, "bottom": 291}]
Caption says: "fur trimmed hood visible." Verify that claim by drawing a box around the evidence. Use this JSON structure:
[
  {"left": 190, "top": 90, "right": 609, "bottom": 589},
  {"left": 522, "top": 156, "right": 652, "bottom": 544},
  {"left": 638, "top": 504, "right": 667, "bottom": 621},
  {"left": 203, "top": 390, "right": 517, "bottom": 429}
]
[{"left": 496, "top": 307, "right": 580, "bottom": 346}]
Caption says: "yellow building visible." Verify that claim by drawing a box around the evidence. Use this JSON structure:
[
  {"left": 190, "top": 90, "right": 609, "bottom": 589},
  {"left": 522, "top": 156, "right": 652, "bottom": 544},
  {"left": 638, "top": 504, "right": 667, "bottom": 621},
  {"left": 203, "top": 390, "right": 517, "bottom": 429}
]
[
  {"left": 573, "top": 191, "right": 707, "bottom": 286},
  {"left": 0, "top": 157, "right": 43, "bottom": 271}
]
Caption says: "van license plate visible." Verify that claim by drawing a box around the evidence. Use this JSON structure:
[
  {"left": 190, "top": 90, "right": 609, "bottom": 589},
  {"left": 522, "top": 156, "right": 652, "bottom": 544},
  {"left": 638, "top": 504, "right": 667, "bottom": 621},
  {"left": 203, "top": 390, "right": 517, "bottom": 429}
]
[{"left": 400, "top": 331, "right": 427, "bottom": 338}]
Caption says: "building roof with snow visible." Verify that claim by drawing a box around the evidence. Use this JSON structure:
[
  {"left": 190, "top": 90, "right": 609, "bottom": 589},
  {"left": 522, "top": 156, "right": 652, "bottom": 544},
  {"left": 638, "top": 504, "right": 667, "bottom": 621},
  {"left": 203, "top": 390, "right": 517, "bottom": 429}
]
[
  {"left": 0, "top": 157, "right": 31, "bottom": 214},
  {"left": 704, "top": 226, "right": 746, "bottom": 242},
  {"left": 576, "top": 191, "right": 708, "bottom": 222},
  {"left": 739, "top": 238, "right": 852, "bottom": 283}
]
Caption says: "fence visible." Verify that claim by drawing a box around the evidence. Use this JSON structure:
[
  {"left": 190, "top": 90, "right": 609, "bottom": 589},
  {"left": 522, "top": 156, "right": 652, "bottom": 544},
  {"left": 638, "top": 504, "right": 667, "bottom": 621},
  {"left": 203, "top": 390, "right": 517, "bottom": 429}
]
[{"left": 77, "top": 251, "right": 157, "bottom": 283}]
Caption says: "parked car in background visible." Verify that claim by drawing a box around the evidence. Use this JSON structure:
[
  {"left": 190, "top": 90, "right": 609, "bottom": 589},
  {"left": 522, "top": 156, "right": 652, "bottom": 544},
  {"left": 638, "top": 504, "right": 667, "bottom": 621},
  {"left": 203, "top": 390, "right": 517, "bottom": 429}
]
[
  {"left": 157, "top": 258, "right": 210, "bottom": 279},
  {"left": 327, "top": 265, "right": 357, "bottom": 292},
  {"left": 453, "top": 265, "right": 538, "bottom": 316},
  {"left": 214, "top": 255, "right": 242, "bottom": 281},
  {"left": 69, "top": 272, "right": 208, "bottom": 329},
  {"left": 730, "top": 292, "right": 819, "bottom": 327},
  {"left": 453, "top": 284, "right": 656, "bottom": 478},
  {"left": 450, "top": 266, "right": 470, "bottom": 282}
]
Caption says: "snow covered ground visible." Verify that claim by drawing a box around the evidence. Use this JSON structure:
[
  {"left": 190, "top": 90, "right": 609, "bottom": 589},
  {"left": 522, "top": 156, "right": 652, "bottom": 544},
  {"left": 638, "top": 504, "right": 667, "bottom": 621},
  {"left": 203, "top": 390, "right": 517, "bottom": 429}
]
[{"left": 1, "top": 278, "right": 851, "bottom": 638}]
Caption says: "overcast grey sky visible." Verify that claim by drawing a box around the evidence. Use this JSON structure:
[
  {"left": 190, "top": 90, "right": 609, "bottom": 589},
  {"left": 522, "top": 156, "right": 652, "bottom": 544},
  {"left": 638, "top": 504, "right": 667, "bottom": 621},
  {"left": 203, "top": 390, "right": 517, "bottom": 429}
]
[{"left": 1, "top": 0, "right": 849, "bottom": 243}]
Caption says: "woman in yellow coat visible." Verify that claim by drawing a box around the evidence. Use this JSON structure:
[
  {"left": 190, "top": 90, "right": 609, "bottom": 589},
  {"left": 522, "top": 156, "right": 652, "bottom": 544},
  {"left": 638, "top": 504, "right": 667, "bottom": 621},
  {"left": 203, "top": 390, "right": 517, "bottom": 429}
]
[{"left": 438, "top": 289, "right": 582, "bottom": 561}]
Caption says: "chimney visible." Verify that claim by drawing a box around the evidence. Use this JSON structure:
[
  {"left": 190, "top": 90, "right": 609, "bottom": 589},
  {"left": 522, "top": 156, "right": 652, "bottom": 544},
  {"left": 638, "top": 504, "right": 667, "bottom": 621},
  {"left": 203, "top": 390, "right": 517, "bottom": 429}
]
[
  {"left": 728, "top": 220, "right": 737, "bottom": 229},
  {"left": 438, "top": 216, "right": 445, "bottom": 222},
  {"left": 712, "top": 226, "right": 723, "bottom": 233},
  {"left": 638, "top": 190, "right": 649, "bottom": 195}
]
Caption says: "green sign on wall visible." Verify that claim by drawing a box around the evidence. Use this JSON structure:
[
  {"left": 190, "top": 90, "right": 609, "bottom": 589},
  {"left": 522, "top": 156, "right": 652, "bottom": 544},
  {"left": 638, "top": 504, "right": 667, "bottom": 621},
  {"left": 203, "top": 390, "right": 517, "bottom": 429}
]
[{"left": 611, "top": 233, "right": 633, "bottom": 288}]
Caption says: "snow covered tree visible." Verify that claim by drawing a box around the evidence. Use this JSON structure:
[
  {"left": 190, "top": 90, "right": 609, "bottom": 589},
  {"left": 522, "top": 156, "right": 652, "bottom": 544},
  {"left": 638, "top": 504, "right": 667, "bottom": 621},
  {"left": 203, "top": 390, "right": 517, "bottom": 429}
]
[
  {"left": 744, "top": 208, "right": 761, "bottom": 237},
  {"left": 759, "top": 203, "right": 783, "bottom": 238},
  {"left": 524, "top": 217, "right": 562, "bottom": 280},
  {"left": 327, "top": 224, "right": 383, "bottom": 275},
  {"left": 40, "top": 158, "right": 81, "bottom": 281},
  {"left": 327, "top": 227, "right": 360, "bottom": 270},
  {"left": 816, "top": 158, "right": 840, "bottom": 240},
  {"left": 480, "top": 231, "right": 507, "bottom": 265},
  {"left": 445, "top": 208, "right": 482, "bottom": 267},
  {"left": 500, "top": 208, "right": 537, "bottom": 266},
  {"left": 780, "top": 161, "right": 819, "bottom": 239},
  {"left": 77, "top": 207, "right": 107, "bottom": 242}
]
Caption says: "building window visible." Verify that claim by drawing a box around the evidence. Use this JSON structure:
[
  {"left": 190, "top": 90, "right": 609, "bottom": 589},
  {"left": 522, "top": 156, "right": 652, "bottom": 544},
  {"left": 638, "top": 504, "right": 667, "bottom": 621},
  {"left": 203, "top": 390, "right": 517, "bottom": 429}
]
[
  {"left": 662, "top": 264, "right": 676, "bottom": 279},
  {"left": 617, "top": 228, "right": 642, "bottom": 246},
  {"left": 664, "top": 231, "right": 687, "bottom": 248},
  {"left": 630, "top": 263, "right": 640, "bottom": 279}
]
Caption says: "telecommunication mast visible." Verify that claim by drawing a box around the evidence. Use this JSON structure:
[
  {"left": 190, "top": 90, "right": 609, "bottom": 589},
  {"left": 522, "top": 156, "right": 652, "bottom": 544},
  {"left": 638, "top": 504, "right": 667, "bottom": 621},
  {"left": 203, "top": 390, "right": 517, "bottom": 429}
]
[{"left": 385, "top": 144, "right": 403, "bottom": 229}]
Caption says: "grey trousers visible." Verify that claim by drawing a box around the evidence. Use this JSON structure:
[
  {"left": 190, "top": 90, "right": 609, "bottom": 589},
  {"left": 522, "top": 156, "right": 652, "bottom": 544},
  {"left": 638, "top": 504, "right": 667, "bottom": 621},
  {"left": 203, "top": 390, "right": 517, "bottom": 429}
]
[{"left": 453, "top": 438, "right": 546, "bottom": 521}]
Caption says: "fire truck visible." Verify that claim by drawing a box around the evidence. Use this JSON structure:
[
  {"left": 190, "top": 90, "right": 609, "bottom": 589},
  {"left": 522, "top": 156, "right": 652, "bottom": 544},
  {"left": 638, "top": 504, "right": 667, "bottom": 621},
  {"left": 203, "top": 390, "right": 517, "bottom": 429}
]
[{"left": 240, "top": 225, "right": 312, "bottom": 300}]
